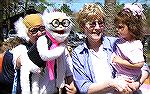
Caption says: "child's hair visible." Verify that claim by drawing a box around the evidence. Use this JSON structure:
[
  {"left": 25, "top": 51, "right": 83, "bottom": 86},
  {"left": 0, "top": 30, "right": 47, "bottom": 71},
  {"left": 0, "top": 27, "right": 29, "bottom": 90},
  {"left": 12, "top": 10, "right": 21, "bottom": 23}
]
[
  {"left": 76, "top": 3, "right": 105, "bottom": 31},
  {"left": 2, "top": 36, "right": 24, "bottom": 51},
  {"left": 114, "top": 3, "right": 145, "bottom": 40}
]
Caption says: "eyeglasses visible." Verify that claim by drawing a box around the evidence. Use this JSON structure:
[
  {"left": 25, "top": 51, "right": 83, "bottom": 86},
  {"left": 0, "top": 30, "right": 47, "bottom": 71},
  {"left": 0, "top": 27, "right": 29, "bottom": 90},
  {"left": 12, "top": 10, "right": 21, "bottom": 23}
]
[
  {"left": 50, "top": 19, "right": 70, "bottom": 28},
  {"left": 29, "top": 26, "right": 45, "bottom": 34},
  {"left": 88, "top": 21, "right": 104, "bottom": 28},
  {"left": 116, "top": 25, "right": 125, "bottom": 29}
]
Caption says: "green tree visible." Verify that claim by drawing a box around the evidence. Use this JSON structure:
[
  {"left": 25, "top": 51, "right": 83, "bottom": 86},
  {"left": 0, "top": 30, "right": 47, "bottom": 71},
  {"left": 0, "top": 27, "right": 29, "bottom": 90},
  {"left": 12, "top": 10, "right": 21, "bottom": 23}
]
[
  {"left": 0, "top": 0, "right": 20, "bottom": 40},
  {"left": 143, "top": 4, "right": 150, "bottom": 28},
  {"left": 59, "top": 4, "right": 73, "bottom": 15}
]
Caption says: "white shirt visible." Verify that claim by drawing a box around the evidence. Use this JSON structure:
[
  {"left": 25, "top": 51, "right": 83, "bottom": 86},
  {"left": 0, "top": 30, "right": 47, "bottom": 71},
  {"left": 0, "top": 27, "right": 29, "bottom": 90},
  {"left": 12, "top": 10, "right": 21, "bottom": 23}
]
[{"left": 89, "top": 45, "right": 112, "bottom": 83}]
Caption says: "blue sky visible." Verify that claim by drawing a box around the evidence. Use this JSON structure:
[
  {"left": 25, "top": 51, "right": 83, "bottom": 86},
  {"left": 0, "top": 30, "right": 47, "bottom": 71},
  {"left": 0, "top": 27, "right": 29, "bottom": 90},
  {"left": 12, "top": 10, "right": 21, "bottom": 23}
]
[{"left": 48, "top": 0, "right": 150, "bottom": 12}]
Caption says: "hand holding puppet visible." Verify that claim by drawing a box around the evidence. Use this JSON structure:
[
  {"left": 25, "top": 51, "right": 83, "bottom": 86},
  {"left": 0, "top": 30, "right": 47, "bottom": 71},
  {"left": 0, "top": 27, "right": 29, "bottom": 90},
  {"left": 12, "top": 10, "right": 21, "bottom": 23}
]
[{"left": 14, "top": 14, "right": 44, "bottom": 94}]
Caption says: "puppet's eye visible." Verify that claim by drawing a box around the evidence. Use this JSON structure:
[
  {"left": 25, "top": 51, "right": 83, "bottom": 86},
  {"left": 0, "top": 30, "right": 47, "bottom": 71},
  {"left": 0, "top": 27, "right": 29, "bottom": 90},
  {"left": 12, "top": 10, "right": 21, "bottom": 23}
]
[
  {"left": 51, "top": 19, "right": 59, "bottom": 28},
  {"left": 62, "top": 19, "right": 70, "bottom": 27}
]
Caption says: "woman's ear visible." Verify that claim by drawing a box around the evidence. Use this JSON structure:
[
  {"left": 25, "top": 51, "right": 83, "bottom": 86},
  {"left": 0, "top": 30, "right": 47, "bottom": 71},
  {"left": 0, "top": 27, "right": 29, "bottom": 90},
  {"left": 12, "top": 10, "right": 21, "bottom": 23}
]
[{"left": 80, "top": 23, "right": 85, "bottom": 31}]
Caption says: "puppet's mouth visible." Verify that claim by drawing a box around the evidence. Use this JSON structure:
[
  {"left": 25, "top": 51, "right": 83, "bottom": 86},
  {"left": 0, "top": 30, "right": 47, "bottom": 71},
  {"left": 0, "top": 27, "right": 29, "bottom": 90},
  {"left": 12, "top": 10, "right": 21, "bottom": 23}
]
[{"left": 53, "top": 30, "right": 64, "bottom": 34}]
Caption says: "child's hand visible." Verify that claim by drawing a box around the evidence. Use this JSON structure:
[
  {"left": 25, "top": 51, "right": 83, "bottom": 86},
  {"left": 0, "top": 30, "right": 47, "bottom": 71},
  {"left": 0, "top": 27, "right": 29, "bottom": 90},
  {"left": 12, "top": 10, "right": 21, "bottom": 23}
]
[{"left": 113, "top": 56, "right": 124, "bottom": 64}]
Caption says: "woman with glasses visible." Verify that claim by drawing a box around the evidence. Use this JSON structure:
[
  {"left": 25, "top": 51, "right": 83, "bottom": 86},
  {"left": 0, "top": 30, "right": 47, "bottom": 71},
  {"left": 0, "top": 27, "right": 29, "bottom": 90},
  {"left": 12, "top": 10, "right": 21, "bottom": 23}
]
[
  {"left": 11, "top": 14, "right": 47, "bottom": 94},
  {"left": 72, "top": 3, "right": 149, "bottom": 94}
]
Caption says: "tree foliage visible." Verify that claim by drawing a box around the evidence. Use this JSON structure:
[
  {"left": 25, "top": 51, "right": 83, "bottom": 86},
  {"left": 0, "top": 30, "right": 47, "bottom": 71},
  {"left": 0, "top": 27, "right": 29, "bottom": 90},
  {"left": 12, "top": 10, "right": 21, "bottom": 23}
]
[
  {"left": 59, "top": 4, "right": 73, "bottom": 15},
  {"left": 104, "top": 0, "right": 117, "bottom": 36},
  {"left": 143, "top": 4, "right": 150, "bottom": 28}
]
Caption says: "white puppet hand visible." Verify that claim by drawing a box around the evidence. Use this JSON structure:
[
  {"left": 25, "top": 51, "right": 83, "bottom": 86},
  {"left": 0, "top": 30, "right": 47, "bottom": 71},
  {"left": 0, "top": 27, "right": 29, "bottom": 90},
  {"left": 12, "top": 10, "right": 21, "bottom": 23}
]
[{"left": 37, "top": 35, "right": 66, "bottom": 61}]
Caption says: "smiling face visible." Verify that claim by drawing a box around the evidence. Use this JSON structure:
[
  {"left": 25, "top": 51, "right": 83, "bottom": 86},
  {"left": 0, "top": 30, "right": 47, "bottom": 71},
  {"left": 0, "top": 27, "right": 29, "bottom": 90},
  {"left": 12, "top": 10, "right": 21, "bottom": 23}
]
[
  {"left": 43, "top": 12, "right": 71, "bottom": 43},
  {"left": 77, "top": 4, "right": 105, "bottom": 43},
  {"left": 84, "top": 17, "right": 105, "bottom": 42},
  {"left": 27, "top": 25, "right": 46, "bottom": 43}
]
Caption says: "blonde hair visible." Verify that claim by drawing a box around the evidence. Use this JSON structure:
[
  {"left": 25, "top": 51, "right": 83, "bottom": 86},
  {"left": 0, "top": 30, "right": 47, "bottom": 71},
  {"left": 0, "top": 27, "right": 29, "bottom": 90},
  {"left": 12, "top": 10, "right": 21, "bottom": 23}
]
[
  {"left": 76, "top": 3, "right": 105, "bottom": 31},
  {"left": 23, "top": 14, "right": 43, "bottom": 30}
]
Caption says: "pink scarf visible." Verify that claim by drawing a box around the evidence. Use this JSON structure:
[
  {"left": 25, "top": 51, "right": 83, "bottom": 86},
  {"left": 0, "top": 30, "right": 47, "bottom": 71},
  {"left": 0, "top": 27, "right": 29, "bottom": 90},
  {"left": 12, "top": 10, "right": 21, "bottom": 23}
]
[{"left": 46, "top": 31, "right": 59, "bottom": 80}]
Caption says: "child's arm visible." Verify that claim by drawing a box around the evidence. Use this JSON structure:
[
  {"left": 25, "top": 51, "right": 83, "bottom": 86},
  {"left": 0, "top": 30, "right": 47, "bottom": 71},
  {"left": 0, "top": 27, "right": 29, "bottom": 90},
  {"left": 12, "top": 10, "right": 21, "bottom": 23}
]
[{"left": 113, "top": 56, "right": 144, "bottom": 69}]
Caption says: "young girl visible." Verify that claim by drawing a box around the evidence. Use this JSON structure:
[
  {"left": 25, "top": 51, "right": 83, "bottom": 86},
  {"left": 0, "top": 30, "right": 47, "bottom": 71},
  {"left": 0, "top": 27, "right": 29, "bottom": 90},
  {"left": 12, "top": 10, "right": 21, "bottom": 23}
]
[{"left": 112, "top": 3, "right": 146, "bottom": 82}]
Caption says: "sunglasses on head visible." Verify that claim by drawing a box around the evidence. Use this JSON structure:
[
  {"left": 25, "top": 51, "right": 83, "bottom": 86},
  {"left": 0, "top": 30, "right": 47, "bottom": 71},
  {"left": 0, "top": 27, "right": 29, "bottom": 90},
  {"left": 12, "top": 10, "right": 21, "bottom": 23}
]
[
  {"left": 29, "top": 26, "right": 45, "bottom": 34},
  {"left": 50, "top": 19, "right": 70, "bottom": 28}
]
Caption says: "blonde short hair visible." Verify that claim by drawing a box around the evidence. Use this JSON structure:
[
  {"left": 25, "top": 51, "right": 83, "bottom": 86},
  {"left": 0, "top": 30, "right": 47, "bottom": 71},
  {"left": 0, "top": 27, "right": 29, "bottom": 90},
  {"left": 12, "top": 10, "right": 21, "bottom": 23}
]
[
  {"left": 23, "top": 14, "right": 43, "bottom": 30},
  {"left": 77, "top": 3, "right": 105, "bottom": 30}
]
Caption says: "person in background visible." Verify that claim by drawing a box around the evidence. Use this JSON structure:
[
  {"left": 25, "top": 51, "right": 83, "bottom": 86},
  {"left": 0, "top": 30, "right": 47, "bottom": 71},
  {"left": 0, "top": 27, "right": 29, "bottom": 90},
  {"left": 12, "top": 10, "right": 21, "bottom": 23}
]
[
  {"left": 67, "top": 45, "right": 73, "bottom": 57},
  {"left": 0, "top": 40, "right": 4, "bottom": 73},
  {"left": 72, "top": 3, "right": 150, "bottom": 94},
  {"left": 0, "top": 37, "right": 24, "bottom": 94}
]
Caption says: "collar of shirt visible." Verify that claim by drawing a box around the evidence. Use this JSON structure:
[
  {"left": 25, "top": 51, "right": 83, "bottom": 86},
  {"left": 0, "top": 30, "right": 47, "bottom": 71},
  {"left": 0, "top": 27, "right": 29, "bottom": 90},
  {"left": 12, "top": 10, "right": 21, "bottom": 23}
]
[{"left": 78, "top": 36, "right": 117, "bottom": 54}]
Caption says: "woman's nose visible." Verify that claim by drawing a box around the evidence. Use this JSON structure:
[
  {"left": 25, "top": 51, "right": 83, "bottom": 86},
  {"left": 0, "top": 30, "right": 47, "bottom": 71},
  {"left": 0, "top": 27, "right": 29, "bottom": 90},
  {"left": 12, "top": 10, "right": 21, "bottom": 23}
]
[
  {"left": 36, "top": 31, "right": 43, "bottom": 37},
  {"left": 94, "top": 23, "right": 100, "bottom": 29}
]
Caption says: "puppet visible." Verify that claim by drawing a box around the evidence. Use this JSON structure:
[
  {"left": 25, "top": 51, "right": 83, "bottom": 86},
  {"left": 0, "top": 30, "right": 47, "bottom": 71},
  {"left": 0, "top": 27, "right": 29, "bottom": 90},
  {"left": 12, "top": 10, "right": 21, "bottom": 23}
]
[
  {"left": 14, "top": 11, "right": 71, "bottom": 94},
  {"left": 36, "top": 11, "right": 71, "bottom": 80}
]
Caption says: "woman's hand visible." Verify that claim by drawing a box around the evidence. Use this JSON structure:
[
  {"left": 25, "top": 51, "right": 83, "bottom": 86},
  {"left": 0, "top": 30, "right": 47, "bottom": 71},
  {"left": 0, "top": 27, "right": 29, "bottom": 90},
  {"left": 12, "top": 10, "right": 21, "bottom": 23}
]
[
  {"left": 127, "top": 81, "right": 141, "bottom": 92},
  {"left": 112, "top": 77, "right": 135, "bottom": 94}
]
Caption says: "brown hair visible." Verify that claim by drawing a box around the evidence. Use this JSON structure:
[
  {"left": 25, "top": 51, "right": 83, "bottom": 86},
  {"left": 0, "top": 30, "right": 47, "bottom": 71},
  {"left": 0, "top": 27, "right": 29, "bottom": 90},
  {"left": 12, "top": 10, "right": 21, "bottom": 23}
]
[
  {"left": 114, "top": 8, "right": 144, "bottom": 40},
  {"left": 2, "top": 37, "right": 24, "bottom": 51},
  {"left": 76, "top": 3, "right": 105, "bottom": 32}
]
